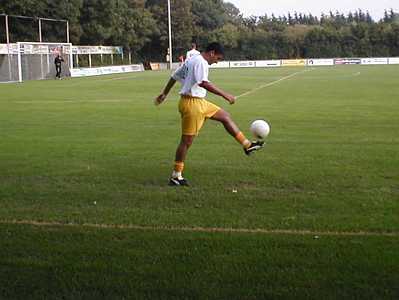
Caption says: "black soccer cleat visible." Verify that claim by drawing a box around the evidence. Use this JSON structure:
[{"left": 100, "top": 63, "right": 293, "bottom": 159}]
[
  {"left": 168, "top": 177, "right": 189, "bottom": 186},
  {"left": 244, "top": 140, "right": 265, "bottom": 156}
]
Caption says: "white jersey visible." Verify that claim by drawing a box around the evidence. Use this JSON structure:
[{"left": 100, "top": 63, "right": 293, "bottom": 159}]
[
  {"left": 185, "top": 49, "right": 200, "bottom": 61},
  {"left": 172, "top": 54, "right": 209, "bottom": 98}
]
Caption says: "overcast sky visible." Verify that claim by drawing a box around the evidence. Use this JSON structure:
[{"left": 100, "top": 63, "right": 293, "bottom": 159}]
[{"left": 227, "top": 0, "right": 399, "bottom": 21}]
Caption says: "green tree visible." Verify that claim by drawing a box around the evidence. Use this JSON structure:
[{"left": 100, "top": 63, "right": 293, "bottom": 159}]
[
  {"left": 108, "top": 0, "right": 157, "bottom": 57},
  {"left": 79, "top": 0, "right": 115, "bottom": 45},
  {"left": 303, "top": 27, "right": 341, "bottom": 57}
]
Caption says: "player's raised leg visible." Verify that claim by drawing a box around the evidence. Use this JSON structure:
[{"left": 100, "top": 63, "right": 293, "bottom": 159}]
[{"left": 211, "top": 109, "right": 264, "bottom": 155}]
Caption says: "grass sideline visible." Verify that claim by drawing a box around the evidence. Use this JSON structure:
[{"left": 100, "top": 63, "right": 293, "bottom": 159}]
[{"left": 1, "top": 65, "right": 398, "bottom": 298}]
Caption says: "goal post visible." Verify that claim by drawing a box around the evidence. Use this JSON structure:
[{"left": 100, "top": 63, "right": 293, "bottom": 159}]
[
  {"left": 0, "top": 44, "right": 19, "bottom": 83},
  {"left": 16, "top": 42, "right": 73, "bottom": 82}
]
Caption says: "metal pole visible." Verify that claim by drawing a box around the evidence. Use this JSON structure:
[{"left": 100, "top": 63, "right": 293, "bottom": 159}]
[
  {"left": 17, "top": 42, "right": 22, "bottom": 82},
  {"left": 38, "top": 18, "right": 44, "bottom": 79},
  {"left": 38, "top": 18, "right": 42, "bottom": 42},
  {"left": 5, "top": 14, "right": 10, "bottom": 44},
  {"left": 5, "top": 15, "right": 12, "bottom": 81},
  {"left": 66, "top": 21, "right": 70, "bottom": 43},
  {"left": 69, "top": 44, "right": 73, "bottom": 69},
  {"left": 167, "top": 0, "right": 173, "bottom": 70},
  {"left": 47, "top": 52, "right": 50, "bottom": 73}
]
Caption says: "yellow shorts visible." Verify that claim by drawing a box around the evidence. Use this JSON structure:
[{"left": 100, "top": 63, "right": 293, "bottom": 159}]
[{"left": 178, "top": 95, "right": 221, "bottom": 136}]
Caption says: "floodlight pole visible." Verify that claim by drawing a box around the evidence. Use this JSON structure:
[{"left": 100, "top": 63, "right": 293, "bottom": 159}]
[
  {"left": 66, "top": 21, "right": 70, "bottom": 43},
  {"left": 5, "top": 14, "right": 12, "bottom": 81},
  {"left": 5, "top": 14, "right": 10, "bottom": 44},
  {"left": 38, "top": 18, "right": 42, "bottom": 42},
  {"left": 167, "top": 0, "right": 173, "bottom": 70}
]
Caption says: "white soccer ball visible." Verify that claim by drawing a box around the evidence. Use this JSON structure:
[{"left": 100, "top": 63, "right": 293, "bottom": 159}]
[{"left": 250, "top": 120, "right": 270, "bottom": 139}]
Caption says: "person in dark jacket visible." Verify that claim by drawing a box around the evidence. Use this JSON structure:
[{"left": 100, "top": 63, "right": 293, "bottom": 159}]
[{"left": 54, "top": 54, "right": 64, "bottom": 79}]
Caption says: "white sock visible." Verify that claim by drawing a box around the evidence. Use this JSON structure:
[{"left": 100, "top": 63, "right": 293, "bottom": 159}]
[{"left": 172, "top": 171, "right": 183, "bottom": 180}]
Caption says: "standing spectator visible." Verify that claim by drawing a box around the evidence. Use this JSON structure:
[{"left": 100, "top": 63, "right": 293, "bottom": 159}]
[
  {"left": 54, "top": 54, "right": 64, "bottom": 79},
  {"left": 185, "top": 43, "right": 200, "bottom": 61}
]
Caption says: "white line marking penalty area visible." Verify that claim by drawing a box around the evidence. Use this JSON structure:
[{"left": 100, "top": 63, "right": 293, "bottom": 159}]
[{"left": 236, "top": 69, "right": 310, "bottom": 99}]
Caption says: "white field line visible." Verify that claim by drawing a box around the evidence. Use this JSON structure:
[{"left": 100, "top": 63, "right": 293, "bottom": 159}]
[
  {"left": 236, "top": 69, "right": 310, "bottom": 99},
  {"left": 1, "top": 220, "right": 398, "bottom": 237},
  {"left": 13, "top": 99, "right": 133, "bottom": 104}
]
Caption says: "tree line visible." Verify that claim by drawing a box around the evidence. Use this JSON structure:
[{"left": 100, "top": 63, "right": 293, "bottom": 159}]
[{"left": 1, "top": 0, "right": 398, "bottom": 62}]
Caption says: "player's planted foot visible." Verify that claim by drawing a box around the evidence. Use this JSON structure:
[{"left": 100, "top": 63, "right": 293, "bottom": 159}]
[
  {"left": 244, "top": 140, "right": 265, "bottom": 155},
  {"left": 169, "top": 177, "right": 189, "bottom": 186}
]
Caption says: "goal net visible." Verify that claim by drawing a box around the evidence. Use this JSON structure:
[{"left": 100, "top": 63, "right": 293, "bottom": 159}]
[
  {"left": 0, "top": 42, "right": 73, "bottom": 82},
  {"left": 0, "top": 44, "right": 19, "bottom": 83}
]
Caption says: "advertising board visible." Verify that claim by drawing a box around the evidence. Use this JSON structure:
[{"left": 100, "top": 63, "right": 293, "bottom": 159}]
[
  {"left": 281, "top": 59, "right": 306, "bottom": 66},
  {"left": 335, "top": 58, "right": 361, "bottom": 65},
  {"left": 0, "top": 44, "right": 18, "bottom": 54},
  {"left": 361, "top": 58, "right": 388, "bottom": 65},
  {"left": 210, "top": 61, "right": 230, "bottom": 68},
  {"left": 229, "top": 61, "right": 256, "bottom": 68},
  {"left": 70, "top": 64, "right": 144, "bottom": 77},
  {"left": 307, "top": 59, "right": 334, "bottom": 66},
  {"left": 255, "top": 60, "right": 281, "bottom": 67},
  {"left": 72, "top": 46, "right": 123, "bottom": 55}
]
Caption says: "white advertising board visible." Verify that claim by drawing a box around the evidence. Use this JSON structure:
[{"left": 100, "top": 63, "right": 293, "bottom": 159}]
[
  {"left": 335, "top": 58, "right": 361, "bottom": 65},
  {"left": 388, "top": 57, "right": 399, "bottom": 64},
  {"left": 230, "top": 61, "right": 256, "bottom": 68},
  {"left": 209, "top": 61, "right": 230, "bottom": 68},
  {"left": 0, "top": 44, "right": 18, "bottom": 54},
  {"left": 307, "top": 59, "right": 334, "bottom": 66},
  {"left": 361, "top": 58, "right": 388, "bottom": 65},
  {"left": 72, "top": 46, "right": 123, "bottom": 55},
  {"left": 255, "top": 60, "right": 281, "bottom": 67},
  {"left": 70, "top": 64, "right": 144, "bottom": 77}
]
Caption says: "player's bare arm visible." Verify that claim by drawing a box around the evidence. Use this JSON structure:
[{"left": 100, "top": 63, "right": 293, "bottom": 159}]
[
  {"left": 155, "top": 77, "right": 177, "bottom": 105},
  {"left": 199, "top": 81, "right": 236, "bottom": 104}
]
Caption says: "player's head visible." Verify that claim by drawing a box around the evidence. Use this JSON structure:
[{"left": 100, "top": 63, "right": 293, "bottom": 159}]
[
  {"left": 191, "top": 43, "right": 197, "bottom": 49},
  {"left": 204, "top": 42, "right": 224, "bottom": 65}
]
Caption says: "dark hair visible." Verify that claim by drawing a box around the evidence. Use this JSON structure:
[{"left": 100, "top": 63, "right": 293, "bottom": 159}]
[{"left": 206, "top": 42, "right": 224, "bottom": 55}]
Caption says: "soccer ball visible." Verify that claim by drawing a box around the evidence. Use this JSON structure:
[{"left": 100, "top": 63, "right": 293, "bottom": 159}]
[{"left": 250, "top": 120, "right": 270, "bottom": 139}]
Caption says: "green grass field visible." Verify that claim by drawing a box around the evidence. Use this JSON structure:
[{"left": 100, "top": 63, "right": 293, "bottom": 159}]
[{"left": 1, "top": 65, "right": 398, "bottom": 299}]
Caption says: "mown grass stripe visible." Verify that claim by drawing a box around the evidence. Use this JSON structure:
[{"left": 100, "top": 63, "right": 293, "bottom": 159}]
[{"left": 1, "top": 219, "right": 398, "bottom": 237}]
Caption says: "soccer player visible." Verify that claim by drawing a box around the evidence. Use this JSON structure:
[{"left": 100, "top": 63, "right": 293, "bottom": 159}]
[
  {"left": 155, "top": 42, "right": 264, "bottom": 186},
  {"left": 54, "top": 54, "right": 64, "bottom": 79},
  {"left": 185, "top": 43, "right": 200, "bottom": 61}
]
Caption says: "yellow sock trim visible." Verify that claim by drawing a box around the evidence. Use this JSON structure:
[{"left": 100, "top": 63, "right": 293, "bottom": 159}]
[{"left": 235, "top": 132, "right": 251, "bottom": 149}]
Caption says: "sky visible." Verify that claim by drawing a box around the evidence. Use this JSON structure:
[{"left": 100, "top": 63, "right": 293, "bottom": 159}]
[{"left": 227, "top": 0, "right": 399, "bottom": 21}]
